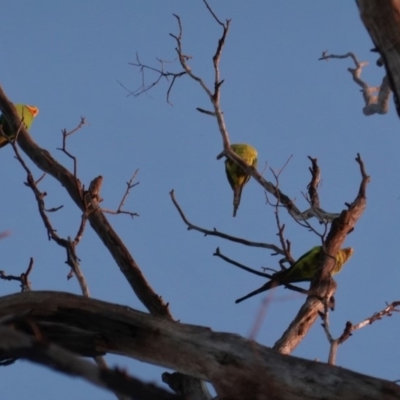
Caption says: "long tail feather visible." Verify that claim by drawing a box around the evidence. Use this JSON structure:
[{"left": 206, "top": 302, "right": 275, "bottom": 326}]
[
  {"left": 235, "top": 280, "right": 278, "bottom": 303},
  {"left": 233, "top": 186, "right": 244, "bottom": 217}
]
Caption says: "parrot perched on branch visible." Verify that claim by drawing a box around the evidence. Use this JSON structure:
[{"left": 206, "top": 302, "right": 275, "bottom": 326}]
[
  {"left": 222, "top": 143, "right": 258, "bottom": 217},
  {"left": 0, "top": 104, "right": 39, "bottom": 148},
  {"left": 235, "top": 246, "right": 354, "bottom": 303}
]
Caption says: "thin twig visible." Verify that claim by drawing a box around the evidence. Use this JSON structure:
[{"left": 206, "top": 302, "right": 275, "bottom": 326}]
[
  {"left": 0, "top": 258, "right": 34, "bottom": 292},
  {"left": 98, "top": 170, "right": 140, "bottom": 218},
  {"left": 66, "top": 237, "right": 90, "bottom": 297},
  {"left": 170, "top": 190, "right": 282, "bottom": 252},
  {"left": 319, "top": 301, "right": 400, "bottom": 365},
  {"left": 57, "top": 117, "right": 86, "bottom": 179},
  {"left": 214, "top": 247, "right": 271, "bottom": 278},
  {"left": 268, "top": 166, "right": 294, "bottom": 267},
  {"left": 127, "top": 53, "right": 187, "bottom": 104}
]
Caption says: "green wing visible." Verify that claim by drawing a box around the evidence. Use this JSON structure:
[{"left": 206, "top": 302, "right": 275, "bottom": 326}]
[
  {"left": 0, "top": 104, "right": 39, "bottom": 148},
  {"left": 236, "top": 246, "right": 354, "bottom": 303},
  {"left": 273, "top": 246, "right": 321, "bottom": 284}
]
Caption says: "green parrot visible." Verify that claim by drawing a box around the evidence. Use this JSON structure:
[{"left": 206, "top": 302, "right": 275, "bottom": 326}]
[
  {"left": 0, "top": 104, "right": 39, "bottom": 148},
  {"left": 223, "top": 143, "right": 258, "bottom": 217},
  {"left": 235, "top": 246, "right": 354, "bottom": 303}
]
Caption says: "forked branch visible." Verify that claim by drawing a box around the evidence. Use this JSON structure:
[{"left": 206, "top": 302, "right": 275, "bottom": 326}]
[
  {"left": 273, "top": 154, "right": 370, "bottom": 355},
  {"left": 320, "top": 51, "right": 391, "bottom": 115}
]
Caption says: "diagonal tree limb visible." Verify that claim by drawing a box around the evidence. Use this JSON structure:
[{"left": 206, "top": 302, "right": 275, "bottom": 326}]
[
  {"left": 273, "top": 154, "right": 370, "bottom": 355},
  {"left": 0, "top": 87, "right": 170, "bottom": 318},
  {"left": 356, "top": 0, "right": 400, "bottom": 117},
  {"left": 0, "top": 88, "right": 211, "bottom": 399}
]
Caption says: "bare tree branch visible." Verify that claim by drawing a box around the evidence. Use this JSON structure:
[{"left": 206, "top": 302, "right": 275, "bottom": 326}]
[
  {"left": 307, "top": 156, "right": 321, "bottom": 208},
  {"left": 170, "top": 190, "right": 282, "bottom": 252},
  {"left": 0, "top": 258, "right": 33, "bottom": 292},
  {"left": 342, "top": 301, "right": 400, "bottom": 339},
  {"left": 0, "top": 89, "right": 171, "bottom": 318},
  {"left": 126, "top": 53, "right": 186, "bottom": 104},
  {"left": 0, "top": 325, "right": 181, "bottom": 400},
  {"left": 356, "top": 0, "right": 400, "bottom": 117},
  {"left": 319, "top": 300, "right": 400, "bottom": 367},
  {"left": 0, "top": 291, "right": 398, "bottom": 400},
  {"left": 320, "top": 51, "right": 391, "bottom": 115},
  {"left": 100, "top": 170, "right": 140, "bottom": 218},
  {"left": 273, "top": 154, "right": 370, "bottom": 355}
]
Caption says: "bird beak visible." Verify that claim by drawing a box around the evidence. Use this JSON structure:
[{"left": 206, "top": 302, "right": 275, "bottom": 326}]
[{"left": 26, "top": 106, "right": 39, "bottom": 117}]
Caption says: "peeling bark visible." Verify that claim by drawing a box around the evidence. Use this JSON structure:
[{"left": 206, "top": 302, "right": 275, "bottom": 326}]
[{"left": 0, "top": 291, "right": 398, "bottom": 400}]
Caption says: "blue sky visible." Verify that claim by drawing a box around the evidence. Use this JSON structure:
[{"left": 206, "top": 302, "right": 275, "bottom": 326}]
[{"left": 1, "top": 1, "right": 399, "bottom": 398}]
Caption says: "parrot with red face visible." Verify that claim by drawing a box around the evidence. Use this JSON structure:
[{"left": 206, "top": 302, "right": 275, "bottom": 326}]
[{"left": 0, "top": 104, "right": 39, "bottom": 148}]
